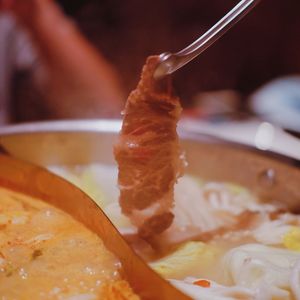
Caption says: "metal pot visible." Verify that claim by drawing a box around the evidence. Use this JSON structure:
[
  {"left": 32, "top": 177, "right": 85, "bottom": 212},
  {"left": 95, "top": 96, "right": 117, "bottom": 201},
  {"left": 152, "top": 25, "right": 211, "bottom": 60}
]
[{"left": 0, "top": 119, "right": 299, "bottom": 211}]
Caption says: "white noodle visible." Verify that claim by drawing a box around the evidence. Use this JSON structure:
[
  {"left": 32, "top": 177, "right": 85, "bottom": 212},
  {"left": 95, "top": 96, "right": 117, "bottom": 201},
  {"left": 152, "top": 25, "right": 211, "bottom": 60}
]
[{"left": 291, "top": 260, "right": 300, "bottom": 300}]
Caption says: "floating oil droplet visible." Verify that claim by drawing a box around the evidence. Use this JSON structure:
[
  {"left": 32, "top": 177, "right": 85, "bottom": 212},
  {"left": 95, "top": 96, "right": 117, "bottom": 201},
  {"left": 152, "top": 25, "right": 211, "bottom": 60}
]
[{"left": 257, "top": 168, "right": 276, "bottom": 188}]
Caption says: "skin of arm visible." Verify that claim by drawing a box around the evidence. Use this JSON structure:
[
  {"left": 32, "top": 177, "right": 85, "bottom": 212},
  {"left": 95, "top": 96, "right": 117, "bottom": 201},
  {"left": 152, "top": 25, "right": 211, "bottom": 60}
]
[{"left": 1, "top": 0, "right": 124, "bottom": 118}]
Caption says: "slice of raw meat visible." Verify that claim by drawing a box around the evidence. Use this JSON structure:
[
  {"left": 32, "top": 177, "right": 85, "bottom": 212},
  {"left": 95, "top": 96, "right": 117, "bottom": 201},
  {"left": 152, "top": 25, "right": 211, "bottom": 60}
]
[{"left": 114, "top": 55, "right": 184, "bottom": 239}]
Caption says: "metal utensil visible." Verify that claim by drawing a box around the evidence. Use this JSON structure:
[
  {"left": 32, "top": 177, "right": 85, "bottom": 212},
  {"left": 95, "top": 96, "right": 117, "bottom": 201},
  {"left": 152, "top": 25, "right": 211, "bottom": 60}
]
[{"left": 154, "top": 0, "right": 261, "bottom": 79}]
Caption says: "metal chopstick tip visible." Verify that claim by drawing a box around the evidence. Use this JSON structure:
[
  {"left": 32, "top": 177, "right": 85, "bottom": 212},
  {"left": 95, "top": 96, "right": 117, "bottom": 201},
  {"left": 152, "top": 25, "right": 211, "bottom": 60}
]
[{"left": 153, "top": 52, "right": 173, "bottom": 80}]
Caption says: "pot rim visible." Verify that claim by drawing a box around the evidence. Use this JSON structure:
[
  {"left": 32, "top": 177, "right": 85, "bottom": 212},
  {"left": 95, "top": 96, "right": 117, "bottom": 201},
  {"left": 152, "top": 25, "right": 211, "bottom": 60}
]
[{"left": 0, "top": 119, "right": 299, "bottom": 167}]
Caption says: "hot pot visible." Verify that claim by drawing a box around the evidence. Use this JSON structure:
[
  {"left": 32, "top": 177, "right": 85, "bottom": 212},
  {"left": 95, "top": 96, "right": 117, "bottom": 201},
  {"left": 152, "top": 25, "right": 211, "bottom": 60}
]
[
  {"left": 1, "top": 119, "right": 300, "bottom": 299},
  {"left": 0, "top": 119, "right": 299, "bottom": 212}
]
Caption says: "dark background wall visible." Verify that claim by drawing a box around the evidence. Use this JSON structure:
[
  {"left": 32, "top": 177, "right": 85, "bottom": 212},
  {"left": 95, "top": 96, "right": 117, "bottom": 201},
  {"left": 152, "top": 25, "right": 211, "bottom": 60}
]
[
  {"left": 65, "top": 0, "right": 300, "bottom": 106},
  {"left": 13, "top": 0, "right": 300, "bottom": 123}
]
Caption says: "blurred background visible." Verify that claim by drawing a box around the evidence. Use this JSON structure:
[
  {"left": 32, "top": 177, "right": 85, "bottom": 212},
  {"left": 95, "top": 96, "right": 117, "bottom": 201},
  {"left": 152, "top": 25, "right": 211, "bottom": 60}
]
[{"left": 1, "top": 0, "right": 300, "bottom": 131}]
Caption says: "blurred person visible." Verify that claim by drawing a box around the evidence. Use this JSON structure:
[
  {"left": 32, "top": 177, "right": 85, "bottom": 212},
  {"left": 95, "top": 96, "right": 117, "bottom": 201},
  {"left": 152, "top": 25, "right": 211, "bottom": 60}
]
[
  {"left": 0, "top": 0, "right": 124, "bottom": 124},
  {"left": 0, "top": 12, "right": 36, "bottom": 123}
]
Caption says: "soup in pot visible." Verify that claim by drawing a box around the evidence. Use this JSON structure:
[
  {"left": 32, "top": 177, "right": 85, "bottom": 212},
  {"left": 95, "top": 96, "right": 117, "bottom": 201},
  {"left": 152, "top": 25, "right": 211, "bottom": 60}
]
[
  {"left": 0, "top": 186, "right": 139, "bottom": 300},
  {"left": 49, "top": 164, "right": 300, "bottom": 300}
]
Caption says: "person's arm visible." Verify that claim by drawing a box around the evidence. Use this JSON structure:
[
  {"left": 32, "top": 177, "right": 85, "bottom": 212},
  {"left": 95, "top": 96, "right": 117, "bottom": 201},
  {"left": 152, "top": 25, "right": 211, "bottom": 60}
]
[{"left": 1, "top": 0, "right": 124, "bottom": 118}]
